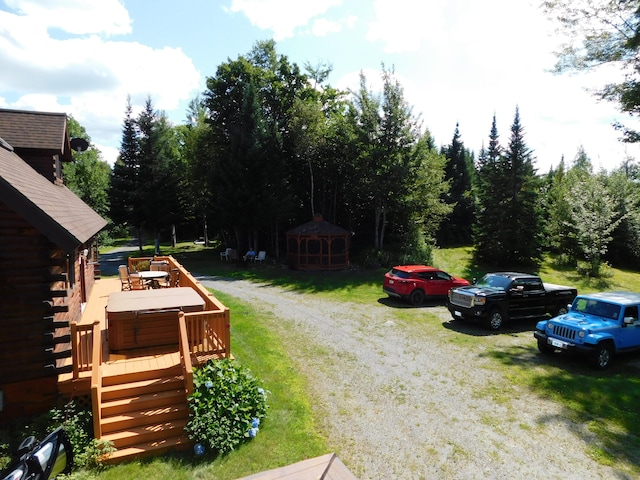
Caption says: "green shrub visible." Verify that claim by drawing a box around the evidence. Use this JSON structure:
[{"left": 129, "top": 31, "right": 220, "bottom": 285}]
[
  {"left": 48, "top": 402, "right": 114, "bottom": 469},
  {"left": 185, "top": 358, "right": 268, "bottom": 456},
  {"left": 0, "top": 401, "right": 113, "bottom": 473}
]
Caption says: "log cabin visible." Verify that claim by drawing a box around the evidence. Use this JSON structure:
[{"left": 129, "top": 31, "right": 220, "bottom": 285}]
[{"left": 0, "top": 108, "right": 107, "bottom": 421}]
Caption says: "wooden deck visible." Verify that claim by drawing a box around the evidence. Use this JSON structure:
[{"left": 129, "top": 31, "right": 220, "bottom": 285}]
[
  {"left": 59, "top": 277, "right": 181, "bottom": 380},
  {"left": 57, "top": 257, "right": 231, "bottom": 463}
]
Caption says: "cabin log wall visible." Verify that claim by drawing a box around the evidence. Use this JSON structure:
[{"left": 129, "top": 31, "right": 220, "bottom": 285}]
[{"left": 0, "top": 202, "right": 94, "bottom": 421}]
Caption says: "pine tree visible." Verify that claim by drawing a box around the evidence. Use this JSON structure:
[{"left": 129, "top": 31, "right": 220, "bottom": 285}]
[
  {"left": 110, "top": 97, "right": 142, "bottom": 242},
  {"left": 438, "top": 123, "right": 474, "bottom": 246},
  {"left": 473, "top": 115, "right": 505, "bottom": 264},
  {"left": 474, "top": 109, "right": 542, "bottom": 267},
  {"left": 501, "top": 107, "right": 542, "bottom": 266}
]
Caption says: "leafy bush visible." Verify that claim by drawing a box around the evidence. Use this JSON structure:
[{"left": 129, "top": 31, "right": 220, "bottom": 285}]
[
  {"left": 185, "top": 358, "right": 268, "bottom": 456},
  {"left": 0, "top": 401, "right": 113, "bottom": 473}
]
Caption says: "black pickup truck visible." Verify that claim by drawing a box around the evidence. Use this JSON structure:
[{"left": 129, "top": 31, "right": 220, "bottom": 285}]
[{"left": 446, "top": 272, "right": 577, "bottom": 330}]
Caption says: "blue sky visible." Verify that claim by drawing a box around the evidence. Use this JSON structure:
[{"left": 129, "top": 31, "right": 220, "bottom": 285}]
[{"left": 0, "top": 0, "right": 636, "bottom": 172}]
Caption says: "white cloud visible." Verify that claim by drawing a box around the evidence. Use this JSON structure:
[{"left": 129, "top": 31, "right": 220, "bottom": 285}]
[
  {"left": 0, "top": 0, "right": 200, "bottom": 166},
  {"left": 366, "top": 0, "right": 435, "bottom": 53},
  {"left": 311, "top": 18, "right": 342, "bottom": 37},
  {"left": 4, "top": 0, "right": 131, "bottom": 36},
  {"left": 226, "top": 0, "right": 342, "bottom": 40}
]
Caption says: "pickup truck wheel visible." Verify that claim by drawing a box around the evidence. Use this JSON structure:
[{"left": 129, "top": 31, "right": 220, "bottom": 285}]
[
  {"left": 537, "top": 339, "right": 554, "bottom": 354},
  {"left": 485, "top": 310, "right": 504, "bottom": 330},
  {"left": 409, "top": 289, "right": 425, "bottom": 306},
  {"left": 591, "top": 343, "right": 613, "bottom": 369},
  {"left": 554, "top": 305, "right": 569, "bottom": 317}
]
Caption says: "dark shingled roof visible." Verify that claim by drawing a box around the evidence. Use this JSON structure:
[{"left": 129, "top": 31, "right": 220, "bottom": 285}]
[
  {"left": 287, "top": 218, "right": 350, "bottom": 236},
  {"left": 0, "top": 141, "right": 107, "bottom": 252},
  {"left": 0, "top": 108, "right": 72, "bottom": 161}
]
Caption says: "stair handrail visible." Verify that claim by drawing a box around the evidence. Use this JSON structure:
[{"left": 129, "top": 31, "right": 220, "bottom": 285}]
[
  {"left": 178, "top": 311, "right": 194, "bottom": 395},
  {"left": 90, "top": 319, "right": 103, "bottom": 438}
]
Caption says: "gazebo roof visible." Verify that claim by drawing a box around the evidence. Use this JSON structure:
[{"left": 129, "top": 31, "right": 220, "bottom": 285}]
[{"left": 287, "top": 214, "right": 350, "bottom": 236}]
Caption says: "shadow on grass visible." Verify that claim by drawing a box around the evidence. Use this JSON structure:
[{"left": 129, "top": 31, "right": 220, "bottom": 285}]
[
  {"left": 175, "top": 247, "right": 384, "bottom": 295},
  {"left": 377, "top": 297, "right": 447, "bottom": 309},
  {"left": 483, "top": 344, "right": 640, "bottom": 474},
  {"left": 442, "top": 317, "right": 542, "bottom": 337}
]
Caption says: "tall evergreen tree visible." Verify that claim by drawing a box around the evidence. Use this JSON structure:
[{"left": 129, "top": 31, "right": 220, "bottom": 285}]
[
  {"left": 474, "top": 109, "right": 541, "bottom": 267},
  {"left": 473, "top": 115, "right": 505, "bottom": 264},
  {"left": 437, "top": 123, "right": 474, "bottom": 246},
  {"left": 501, "top": 107, "right": 542, "bottom": 266},
  {"left": 110, "top": 97, "right": 143, "bottom": 246}
]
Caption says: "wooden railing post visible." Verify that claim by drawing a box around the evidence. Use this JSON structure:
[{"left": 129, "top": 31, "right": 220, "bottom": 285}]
[
  {"left": 71, "top": 322, "right": 79, "bottom": 379},
  {"left": 90, "top": 319, "right": 102, "bottom": 438},
  {"left": 178, "top": 312, "right": 194, "bottom": 395}
]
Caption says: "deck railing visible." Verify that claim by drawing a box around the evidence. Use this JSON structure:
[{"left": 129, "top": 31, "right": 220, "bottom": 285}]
[
  {"left": 71, "top": 256, "right": 231, "bottom": 398},
  {"left": 69, "top": 255, "right": 230, "bottom": 389},
  {"left": 71, "top": 320, "right": 99, "bottom": 379}
]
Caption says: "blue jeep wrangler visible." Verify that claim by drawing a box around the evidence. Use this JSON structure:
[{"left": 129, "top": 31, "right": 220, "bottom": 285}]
[{"left": 534, "top": 291, "right": 640, "bottom": 369}]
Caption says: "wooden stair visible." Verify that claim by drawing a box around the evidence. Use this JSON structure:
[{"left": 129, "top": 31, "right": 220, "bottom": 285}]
[{"left": 99, "top": 364, "right": 193, "bottom": 463}]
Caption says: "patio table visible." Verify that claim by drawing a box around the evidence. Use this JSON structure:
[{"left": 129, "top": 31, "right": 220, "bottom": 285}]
[
  {"left": 106, "top": 287, "right": 205, "bottom": 350},
  {"left": 137, "top": 270, "right": 169, "bottom": 288}
]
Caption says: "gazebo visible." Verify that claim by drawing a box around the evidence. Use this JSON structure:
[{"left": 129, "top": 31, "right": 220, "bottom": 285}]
[{"left": 286, "top": 214, "right": 350, "bottom": 270}]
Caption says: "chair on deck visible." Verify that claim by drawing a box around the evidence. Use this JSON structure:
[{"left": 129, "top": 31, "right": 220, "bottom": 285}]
[
  {"left": 254, "top": 251, "right": 266, "bottom": 264},
  {"left": 162, "top": 268, "right": 181, "bottom": 288},
  {"left": 129, "top": 273, "right": 146, "bottom": 290},
  {"left": 150, "top": 260, "right": 170, "bottom": 272},
  {"left": 220, "top": 248, "right": 232, "bottom": 261},
  {"left": 119, "top": 265, "right": 131, "bottom": 291}
]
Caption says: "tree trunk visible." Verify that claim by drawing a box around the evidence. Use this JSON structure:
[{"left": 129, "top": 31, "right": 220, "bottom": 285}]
[
  {"left": 137, "top": 226, "right": 143, "bottom": 252},
  {"left": 308, "top": 157, "right": 315, "bottom": 216},
  {"left": 380, "top": 208, "right": 386, "bottom": 251},
  {"left": 202, "top": 214, "right": 209, "bottom": 247},
  {"left": 374, "top": 206, "right": 381, "bottom": 250},
  {"left": 171, "top": 224, "right": 177, "bottom": 247}
]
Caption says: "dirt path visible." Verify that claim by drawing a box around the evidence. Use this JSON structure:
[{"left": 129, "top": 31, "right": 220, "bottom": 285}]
[{"left": 195, "top": 275, "right": 631, "bottom": 480}]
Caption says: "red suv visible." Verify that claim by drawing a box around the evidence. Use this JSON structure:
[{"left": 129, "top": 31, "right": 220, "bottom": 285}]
[{"left": 383, "top": 265, "right": 470, "bottom": 306}]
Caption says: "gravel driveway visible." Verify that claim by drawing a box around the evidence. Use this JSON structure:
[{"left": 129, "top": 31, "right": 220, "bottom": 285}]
[{"left": 194, "top": 275, "right": 628, "bottom": 480}]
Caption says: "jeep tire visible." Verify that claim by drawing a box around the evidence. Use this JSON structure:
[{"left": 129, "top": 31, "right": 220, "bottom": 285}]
[
  {"left": 591, "top": 343, "right": 613, "bottom": 369},
  {"left": 537, "top": 338, "right": 555, "bottom": 354}
]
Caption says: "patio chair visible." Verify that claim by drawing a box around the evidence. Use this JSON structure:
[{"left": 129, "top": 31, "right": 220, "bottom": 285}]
[
  {"left": 162, "top": 268, "right": 181, "bottom": 288},
  {"left": 150, "top": 260, "right": 170, "bottom": 272},
  {"left": 129, "top": 272, "right": 146, "bottom": 290},
  {"left": 220, "top": 248, "right": 232, "bottom": 261},
  {"left": 119, "top": 265, "right": 131, "bottom": 291},
  {"left": 254, "top": 251, "right": 266, "bottom": 264}
]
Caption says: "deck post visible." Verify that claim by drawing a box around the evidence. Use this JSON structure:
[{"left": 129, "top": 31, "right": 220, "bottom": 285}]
[
  {"left": 90, "top": 319, "right": 102, "bottom": 438},
  {"left": 178, "top": 312, "right": 194, "bottom": 395}
]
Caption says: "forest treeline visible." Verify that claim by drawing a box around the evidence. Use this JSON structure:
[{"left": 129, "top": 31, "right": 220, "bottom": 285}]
[{"left": 65, "top": 39, "right": 640, "bottom": 277}]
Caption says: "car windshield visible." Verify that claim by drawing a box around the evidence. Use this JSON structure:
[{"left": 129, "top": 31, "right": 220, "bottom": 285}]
[
  {"left": 572, "top": 298, "right": 621, "bottom": 320},
  {"left": 474, "top": 274, "right": 512, "bottom": 291}
]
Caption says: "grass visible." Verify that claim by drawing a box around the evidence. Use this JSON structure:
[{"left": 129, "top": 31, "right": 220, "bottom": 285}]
[{"left": 87, "top": 242, "right": 640, "bottom": 477}]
